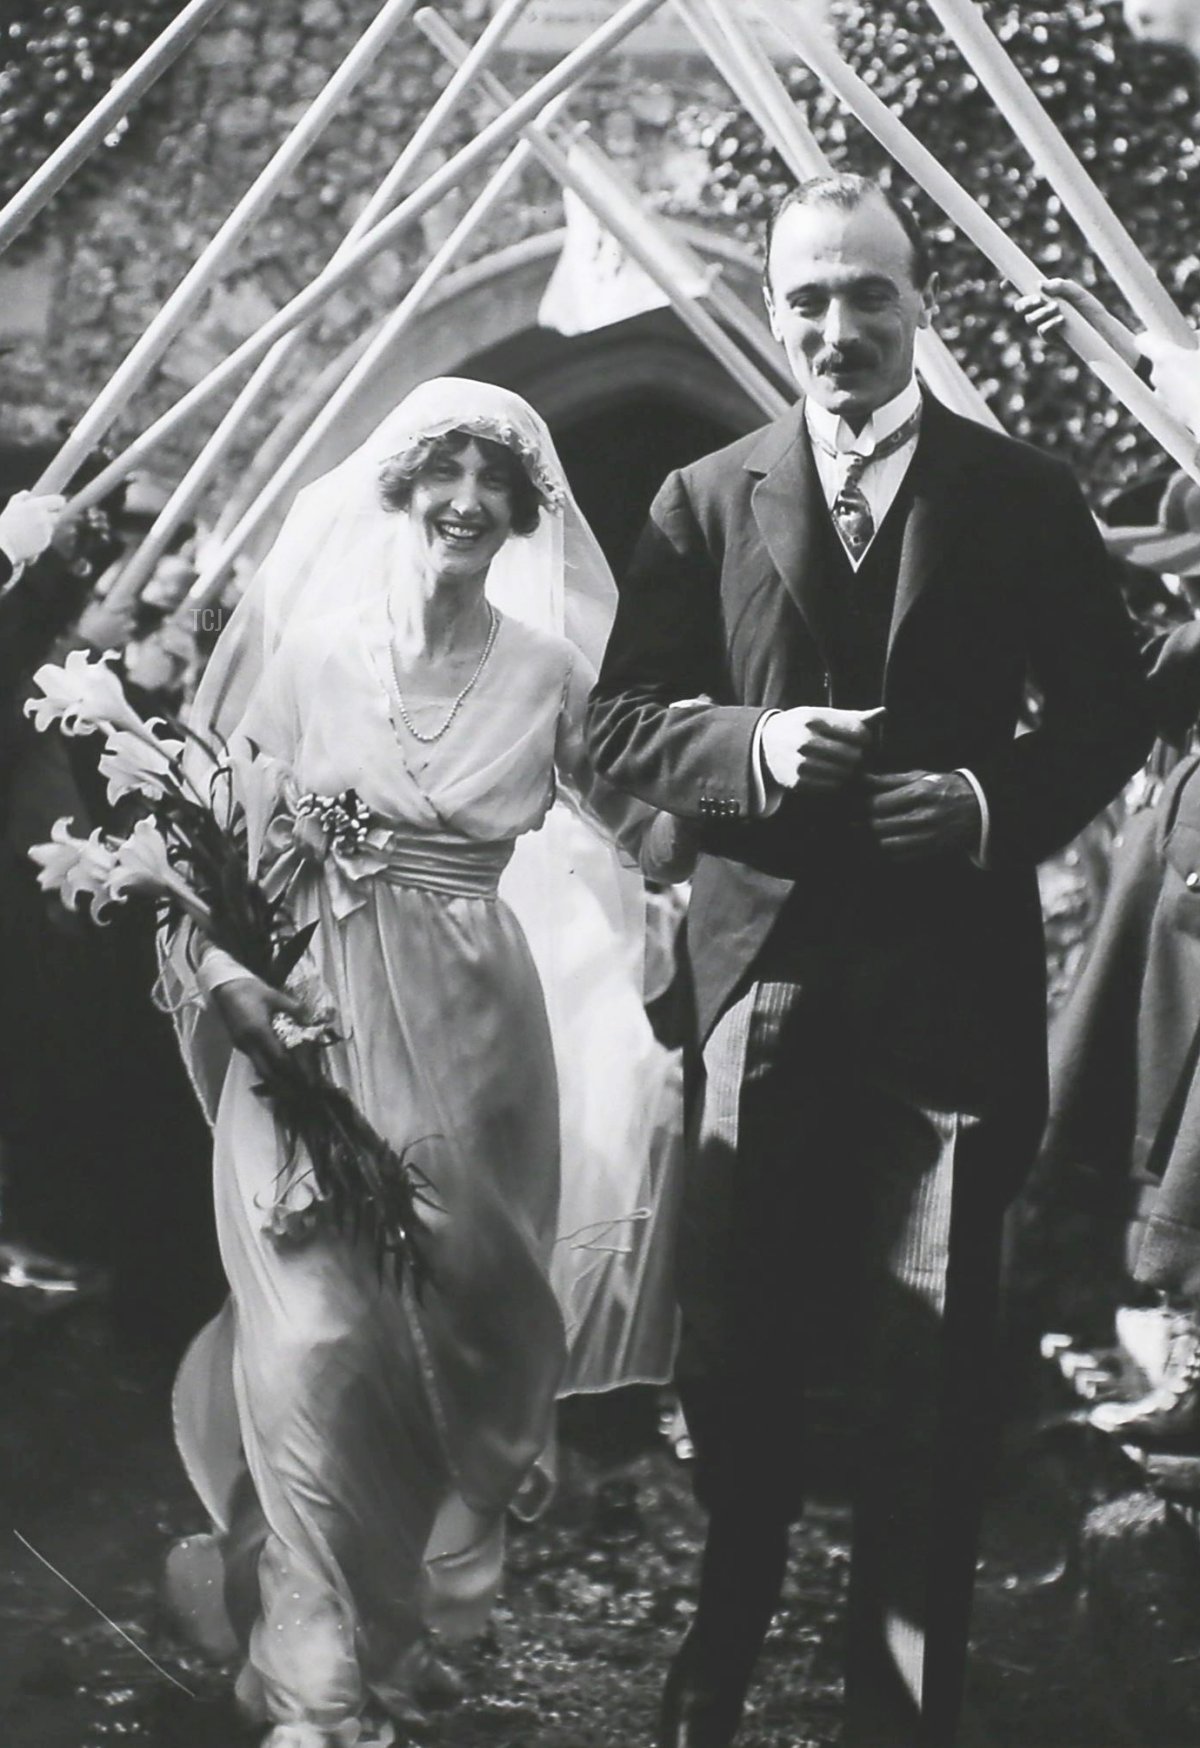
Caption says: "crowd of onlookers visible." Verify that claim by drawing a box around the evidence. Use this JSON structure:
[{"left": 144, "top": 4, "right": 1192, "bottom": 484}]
[
  {"left": 1012, "top": 462, "right": 1200, "bottom": 1451},
  {"left": 1000, "top": 0, "right": 1200, "bottom": 1457},
  {"left": 0, "top": 450, "right": 234, "bottom": 1349}
]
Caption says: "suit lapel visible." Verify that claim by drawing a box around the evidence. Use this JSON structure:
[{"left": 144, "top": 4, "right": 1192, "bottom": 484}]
[
  {"left": 745, "top": 395, "right": 977, "bottom": 675},
  {"left": 747, "top": 403, "right": 835, "bottom": 656},
  {"left": 885, "top": 397, "right": 975, "bottom": 680}
]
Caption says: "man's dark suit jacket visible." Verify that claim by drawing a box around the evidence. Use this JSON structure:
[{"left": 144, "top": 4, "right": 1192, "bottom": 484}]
[{"left": 588, "top": 395, "right": 1152, "bottom": 1177}]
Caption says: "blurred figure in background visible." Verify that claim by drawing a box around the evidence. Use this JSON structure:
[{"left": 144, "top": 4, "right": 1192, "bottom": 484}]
[
  {"left": 999, "top": 383, "right": 1200, "bottom": 1443},
  {"left": 0, "top": 445, "right": 120, "bottom": 1307},
  {"left": 0, "top": 442, "right": 221, "bottom": 1349},
  {"left": 1014, "top": 0, "right": 1200, "bottom": 1427}
]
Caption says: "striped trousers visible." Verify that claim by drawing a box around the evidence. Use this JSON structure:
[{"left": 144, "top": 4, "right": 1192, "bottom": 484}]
[{"left": 675, "top": 978, "right": 1006, "bottom": 1748}]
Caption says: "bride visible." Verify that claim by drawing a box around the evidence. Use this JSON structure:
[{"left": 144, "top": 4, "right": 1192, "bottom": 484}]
[{"left": 161, "top": 379, "right": 688, "bottom": 1746}]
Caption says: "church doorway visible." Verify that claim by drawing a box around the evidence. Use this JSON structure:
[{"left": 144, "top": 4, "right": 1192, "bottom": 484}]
[
  {"left": 453, "top": 301, "right": 767, "bottom": 573},
  {"left": 553, "top": 394, "right": 737, "bottom": 576}
]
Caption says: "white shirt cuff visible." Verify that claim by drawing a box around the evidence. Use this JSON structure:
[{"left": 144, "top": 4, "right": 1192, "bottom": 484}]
[
  {"left": 195, "top": 943, "right": 252, "bottom": 999},
  {"left": 955, "top": 767, "right": 991, "bottom": 867},
  {"left": 750, "top": 710, "right": 784, "bottom": 816}
]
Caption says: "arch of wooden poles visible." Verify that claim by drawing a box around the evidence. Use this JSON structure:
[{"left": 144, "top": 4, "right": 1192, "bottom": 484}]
[{"left": 2, "top": 0, "right": 1196, "bottom": 617}]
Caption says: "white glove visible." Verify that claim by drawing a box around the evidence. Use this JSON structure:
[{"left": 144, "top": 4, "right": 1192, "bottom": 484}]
[
  {"left": 0, "top": 491, "right": 67, "bottom": 565},
  {"left": 1140, "top": 331, "right": 1200, "bottom": 441}
]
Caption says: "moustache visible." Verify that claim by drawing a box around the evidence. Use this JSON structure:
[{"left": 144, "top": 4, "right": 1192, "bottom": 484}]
[{"left": 817, "top": 348, "right": 875, "bottom": 374}]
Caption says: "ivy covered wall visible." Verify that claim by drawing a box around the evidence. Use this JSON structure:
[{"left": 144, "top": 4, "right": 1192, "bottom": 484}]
[
  {"left": 0, "top": 2, "right": 730, "bottom": 493},
  {"left": 0, "top": 0, "right": 512, "bottom": 473},
  {"left": 1, "top": 2, "right": 183, "bottom": 216}
]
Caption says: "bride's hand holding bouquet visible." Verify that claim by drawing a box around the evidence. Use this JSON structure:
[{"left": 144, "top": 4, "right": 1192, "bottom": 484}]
[{"left": 24, "top": 648, "right": 432, "bottom": 1283}]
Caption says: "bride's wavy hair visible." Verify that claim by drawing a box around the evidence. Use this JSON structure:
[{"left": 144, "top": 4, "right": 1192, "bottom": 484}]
[{"left": 377, "top": 428, "right": 542, "bottom": 536}]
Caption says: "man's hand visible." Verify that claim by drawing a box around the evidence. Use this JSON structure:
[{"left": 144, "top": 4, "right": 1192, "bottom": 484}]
[
  {"left": 0, "top": 491, "right": 67, "bottom": 567},
  {"left": 75, "top": 594, "right": 139, "bottom": 653},
  {"left": 1015, "top": 279, "right": 1142, "bottom": 372},
  {"left": 760, "top": 706, "right": 882, "bottom": 793},
  {"left": 212, "top": 973, "right": 307, "bottom": 1079},
  {"left": 865, "top": 770, "right": 981, "bottom": 861}
]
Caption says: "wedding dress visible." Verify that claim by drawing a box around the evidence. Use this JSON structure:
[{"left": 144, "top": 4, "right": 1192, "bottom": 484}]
[{"left": 163, "top": 382, "right": 682, "bottom": 1744}]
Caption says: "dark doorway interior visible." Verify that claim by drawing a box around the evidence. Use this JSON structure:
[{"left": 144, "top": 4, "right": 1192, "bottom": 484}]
[
  {"left": 552, "top": 396, "right": 738, "bottom": 578},
  {"left": 457, "top": 311, "right": 762, "bottom": 581}
]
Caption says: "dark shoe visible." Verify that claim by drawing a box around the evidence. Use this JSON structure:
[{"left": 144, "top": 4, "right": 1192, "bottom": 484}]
[{"left": 657, "top": 1638, "right": 742, "bottom": 1748}]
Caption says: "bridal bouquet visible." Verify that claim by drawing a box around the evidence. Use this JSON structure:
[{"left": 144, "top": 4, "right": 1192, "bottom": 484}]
[{"left": 25, "top": 650, "right": 432, "bottom": 1285}]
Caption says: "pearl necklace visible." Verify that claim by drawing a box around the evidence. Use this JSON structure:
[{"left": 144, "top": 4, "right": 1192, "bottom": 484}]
[{"left": 387, "top": 599, "right": 500, "bottom": 745}]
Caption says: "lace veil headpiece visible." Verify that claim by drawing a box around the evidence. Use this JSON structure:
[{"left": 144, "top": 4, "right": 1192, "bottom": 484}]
[{"left": 189, "top": 376, "right": 618, "bottom": 747}]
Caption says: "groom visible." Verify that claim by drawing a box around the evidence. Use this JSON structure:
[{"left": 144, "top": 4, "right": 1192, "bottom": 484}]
[{"left": 587, "top": 174, "right": 1150, "bottom": 1747}]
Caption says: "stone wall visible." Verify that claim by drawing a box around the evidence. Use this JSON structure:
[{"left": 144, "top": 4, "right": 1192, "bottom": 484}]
[{"left": 0, "top": 2, "right": 736, "bottom": 502}]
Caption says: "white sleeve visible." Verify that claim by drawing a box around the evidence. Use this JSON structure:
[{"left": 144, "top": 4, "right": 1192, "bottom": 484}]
[
  {"left": 1139, "top": 331, "right": 1200, "bottom": 441},
  {"left": 750, "top": 710, "right": 785, "bottom": 817},
  {"left": 194, "top": 943, "right": 253, "bottom": 999}
]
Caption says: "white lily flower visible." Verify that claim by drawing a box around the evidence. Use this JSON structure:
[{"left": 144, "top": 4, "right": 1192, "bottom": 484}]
[
  {"left": 28, "top": 817, "right": 90, "bottom": 894},
  {"left": 108, "top": 817, "right": 212, "bottom": 927},
  {"left": 97, "top": 728, "right": 185, "bottom": 806},
  {"left": 108, "top": 816, "right": 173, "bottom": 893},
  {"left": 28, "top": 819, "right": 122, "bottom": 917},
  {"left": 65, "top": 830, "right": 123, "bottom": 914},
  {"left": 26, "top": 649, "right": 164, "bottom": 748}
]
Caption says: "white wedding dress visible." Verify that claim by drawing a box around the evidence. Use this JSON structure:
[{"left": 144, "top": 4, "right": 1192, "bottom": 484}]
[{"left": 167, "top": 600, "right": 679, "bottom": 1745}]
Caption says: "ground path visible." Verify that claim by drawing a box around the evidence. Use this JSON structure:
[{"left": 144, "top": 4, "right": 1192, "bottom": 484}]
[{"left": 0, "top": 1301, "right": 1124, "bottom": 1748}]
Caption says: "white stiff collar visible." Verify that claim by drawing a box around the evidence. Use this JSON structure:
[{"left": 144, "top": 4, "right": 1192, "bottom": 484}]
[{"left": 805, "top": 376, "right": 922, "bottom": 458}]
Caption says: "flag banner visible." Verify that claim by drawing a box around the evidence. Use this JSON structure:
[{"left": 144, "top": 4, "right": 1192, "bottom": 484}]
[
  {"left": 494, "top": 0, "right": 827, "bottom": 59},
  {"left": 538, "top": 168, "right": 709, "bottom": 335}
]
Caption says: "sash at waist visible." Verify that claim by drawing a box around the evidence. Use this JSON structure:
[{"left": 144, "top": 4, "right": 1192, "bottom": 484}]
[
  {"left": 266, "top": 791, "right": 517, "bottom": 916},
  {"left": 373, "top": 834, "right": 514, "bottom": 900}
]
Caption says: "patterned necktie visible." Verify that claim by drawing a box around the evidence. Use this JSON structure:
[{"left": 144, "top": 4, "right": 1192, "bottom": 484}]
[{"left": 814, "top": 409, "right": 923, "bottom": 563}]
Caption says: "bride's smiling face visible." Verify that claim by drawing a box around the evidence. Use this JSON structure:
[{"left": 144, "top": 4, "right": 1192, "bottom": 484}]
[{"left": 406, "top": 438, "right": 516, "bottom": 585}]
